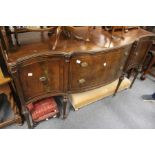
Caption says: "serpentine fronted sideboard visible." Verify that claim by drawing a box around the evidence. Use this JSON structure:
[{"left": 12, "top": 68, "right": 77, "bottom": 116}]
[{"left": 0, "top": 27, "right": 155, "bottom": 128}]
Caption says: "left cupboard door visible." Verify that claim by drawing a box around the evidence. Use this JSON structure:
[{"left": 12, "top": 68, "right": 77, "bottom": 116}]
[{"left": 16, "top": 55, "right": 65, "bottom": 102}]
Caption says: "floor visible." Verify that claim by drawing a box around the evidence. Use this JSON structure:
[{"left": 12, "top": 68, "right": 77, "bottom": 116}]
[{"left": 6, "top": 76, "right": 155, "bottom": 129}]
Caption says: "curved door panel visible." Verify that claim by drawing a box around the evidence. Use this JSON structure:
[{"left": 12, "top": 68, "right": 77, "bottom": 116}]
[
  {"left": 69, "top": 45, "right": 132, "bottom": 92},
  {"left": 17, "top": 56, "right": 64, "bottom": 102}
]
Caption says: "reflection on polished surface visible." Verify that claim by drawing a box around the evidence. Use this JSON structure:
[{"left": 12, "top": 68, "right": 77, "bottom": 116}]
[{"left": 7, "top": 27, "right": 154, "bottom": 63}]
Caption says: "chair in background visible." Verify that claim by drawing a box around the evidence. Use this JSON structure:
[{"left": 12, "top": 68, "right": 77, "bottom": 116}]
[
  {"left": 0, "top": 40, "right": 22, "bottom": 128},
  {"left": 2, "top": 26, "right": 93, "bottom": 51},
  {"left": 0, "top": 69, "right": 22, "bottom": 128}
]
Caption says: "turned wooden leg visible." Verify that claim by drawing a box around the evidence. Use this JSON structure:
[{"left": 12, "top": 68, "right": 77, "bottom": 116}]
[
  {"left": 52, "top": 26, "right": 61, "bottom": 50},
  {"left": 113, "top": 73, "right": 125, "bottom": 96},
  {"left": 111, "top": 27, "right": 115, "bottom": 39},
  {"left": 62, "top": 95, "right": 68, "bottom": 119},
  {"left": 4, "top": 26, "right": 14, "bottom": 48},
  {"left": 121, "top": 28, "right": 124, "bottom": 39},
  {"left": 130, "top": 67, "right": 142, "bottom": 88},
  {"left": 86, "top": 26, "right": 91, "bottom": 41},
  {"left": 13, "top": 26, "right": 20, "bottom": 46},
  {"left": 14, "top": 32, "right": 19, "bottom": 46},
  {"left": 23, "top": 108, "right": 32, "bottom": 129}
]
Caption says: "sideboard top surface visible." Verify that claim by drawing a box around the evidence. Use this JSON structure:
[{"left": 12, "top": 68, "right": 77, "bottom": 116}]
[{"left": 7, "top": 27, "right": 155, "bottom": 63}]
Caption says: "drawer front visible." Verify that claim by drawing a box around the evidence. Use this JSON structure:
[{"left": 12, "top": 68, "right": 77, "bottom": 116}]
[
  {"left": 126, "top": 38, "right": 152, "bottom": 70},
  {"left": 69, "top": 45, "right": 131, "bottom": 92},
  {"left": 17, "top": 56, "right": 64, "bottom": 102}
]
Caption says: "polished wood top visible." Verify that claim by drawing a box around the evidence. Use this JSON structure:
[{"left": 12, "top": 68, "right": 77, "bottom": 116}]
[{"left": 7, "top": 27, "right": 155, "bottom": 64}]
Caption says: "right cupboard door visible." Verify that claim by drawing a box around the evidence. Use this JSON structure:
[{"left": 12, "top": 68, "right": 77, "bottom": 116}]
[{"left": 69, "top": 45, "right": 132, "bottom": 93}]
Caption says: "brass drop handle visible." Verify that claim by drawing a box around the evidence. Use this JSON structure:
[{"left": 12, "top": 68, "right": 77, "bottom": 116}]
[
  {"left": 81, "top": 62, "right": 88, "bottom": 67},
  {"left": 78, "top": 78, "right": 86, "bottom": 84},
  {"left": 39, "top": 76, "right": 47, "bottom": 82}
]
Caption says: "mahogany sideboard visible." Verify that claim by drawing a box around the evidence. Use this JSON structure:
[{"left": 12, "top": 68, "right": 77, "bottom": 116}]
[{"left": 0, "top": 27, "right": 155, "bottom": 128}]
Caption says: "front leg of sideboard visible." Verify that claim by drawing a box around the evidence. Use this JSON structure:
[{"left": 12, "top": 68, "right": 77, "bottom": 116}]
[
  {"left": 113, "top": 73, "right": 125, "bottom": 96},
  {"left": 62, "top": 95, "right": 68, "bottom": 119},
  {"left": 22, "top": 106, "right": 33, "bottom": 129},
  {"left": 130, "top": 66, "right": 142, "bottom": 88}
]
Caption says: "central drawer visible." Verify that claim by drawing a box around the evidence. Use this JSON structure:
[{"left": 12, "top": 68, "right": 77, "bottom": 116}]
[{"left": 69, "top": 46, "right": 131, "bottom": 92}]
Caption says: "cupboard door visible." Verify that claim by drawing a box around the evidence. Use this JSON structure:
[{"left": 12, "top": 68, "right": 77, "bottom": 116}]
[
  {"left": 17, "top": 56, "right": 64, "bottom": 102},
  {"left": 70, "top": 45, "right": 131, "bottom": 92}
]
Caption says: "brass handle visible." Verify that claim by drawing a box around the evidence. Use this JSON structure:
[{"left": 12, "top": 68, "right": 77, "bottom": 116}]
[
  {"left": 81, "top": 62, "right": 88, "bottom": 67},
  {"left": 78, "top": 78, "right": 86, "bottom": 84},
  {"left": 102, "top": 62, "right": 107, "bottom": 67},
  {"left": 124, "top": 52, "right": 128, "bottom": 56},
  {"left": 39, "top": 76, "right": 47, "bottom": 82}
]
